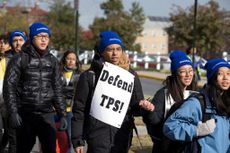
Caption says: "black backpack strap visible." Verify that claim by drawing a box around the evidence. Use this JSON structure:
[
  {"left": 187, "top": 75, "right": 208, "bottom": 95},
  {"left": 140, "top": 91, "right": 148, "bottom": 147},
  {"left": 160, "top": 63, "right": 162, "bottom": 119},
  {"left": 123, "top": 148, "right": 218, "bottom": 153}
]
[
  {"left": 20, "top": 53, "right": 29, "bottom": 80},
  {"left": 88, "top": 70, "right": 96, "bottom": 99},
  {"left": 189, "top": 91, "right": 212, "bottom": 122},
  {"left": 21, "top": 52, "right": 29, "bottom": 71},
  {"left": 199, "top": 90, "right": 213, "bottom": 122}
]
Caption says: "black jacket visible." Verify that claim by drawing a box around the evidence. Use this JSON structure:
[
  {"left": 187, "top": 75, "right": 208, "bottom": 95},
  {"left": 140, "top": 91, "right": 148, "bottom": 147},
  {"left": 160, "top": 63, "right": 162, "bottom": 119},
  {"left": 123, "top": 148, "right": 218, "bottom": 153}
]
[
  {"left": 71, "top": 57, "right": 144, "bottom": 153},
  {"left": 62, "top": 69, "right": 81, "bottom": 111},
  {"left": 142, "top": 87, "right": 166, "bottom": 140},
  {"left": 3, "top": 44, "right": 66, "bottom": 117}
]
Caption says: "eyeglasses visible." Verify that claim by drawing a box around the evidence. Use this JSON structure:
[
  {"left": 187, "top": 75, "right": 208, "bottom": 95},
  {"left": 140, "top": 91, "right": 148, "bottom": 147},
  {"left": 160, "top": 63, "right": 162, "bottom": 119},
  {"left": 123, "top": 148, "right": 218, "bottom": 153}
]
[
  {"left": 34, "top": 34, "right": 49, "bottom": 40},
  {"left": 178, "top": 69, "right": 194, "bottom": 76}
]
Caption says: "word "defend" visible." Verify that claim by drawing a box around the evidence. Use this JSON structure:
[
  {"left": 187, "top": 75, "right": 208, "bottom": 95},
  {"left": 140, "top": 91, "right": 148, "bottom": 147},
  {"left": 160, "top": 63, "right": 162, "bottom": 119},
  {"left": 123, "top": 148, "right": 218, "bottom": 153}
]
[{"left": 100, "top": 70, "right": 133, "bottom": 93}]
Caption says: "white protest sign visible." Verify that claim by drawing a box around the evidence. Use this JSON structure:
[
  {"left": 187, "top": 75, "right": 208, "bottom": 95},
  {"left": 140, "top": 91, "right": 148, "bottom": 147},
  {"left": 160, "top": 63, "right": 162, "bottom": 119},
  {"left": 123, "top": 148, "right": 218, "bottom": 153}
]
[{"left": 90, "top": 62, "right": 134, "bottom": 128}]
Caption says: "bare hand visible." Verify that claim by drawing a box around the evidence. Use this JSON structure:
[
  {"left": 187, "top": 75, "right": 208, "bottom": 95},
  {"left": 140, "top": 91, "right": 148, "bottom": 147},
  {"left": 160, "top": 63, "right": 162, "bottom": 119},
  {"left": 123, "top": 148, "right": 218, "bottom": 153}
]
[
  {"left": 74, "top": 146, "right": 84, "bottom": 153},
  {"left": 139, "top": 99, "right": 155, "bottom": 111}
]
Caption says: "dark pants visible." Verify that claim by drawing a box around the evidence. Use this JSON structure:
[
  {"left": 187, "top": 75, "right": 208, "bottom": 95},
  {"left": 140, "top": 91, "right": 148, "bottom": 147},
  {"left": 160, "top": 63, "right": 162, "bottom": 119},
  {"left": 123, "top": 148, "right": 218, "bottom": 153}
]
[
  {"left": 66, "top": 112, "right": 74, "bottom": 153},
  {"left": 0, "top": 111, "right": 17, "bottom": 153},
  {"left": 1, "top": 126, "right": 16, "bottom": 153},
  {"left": 86, "top": 121, "right": 133, "bottom": 153},
  {"left": 16, "top": 113, "right": 56, "bottom": 153},
  {"left": 0, "top": 112, "right": 3, "bottom": 152}
]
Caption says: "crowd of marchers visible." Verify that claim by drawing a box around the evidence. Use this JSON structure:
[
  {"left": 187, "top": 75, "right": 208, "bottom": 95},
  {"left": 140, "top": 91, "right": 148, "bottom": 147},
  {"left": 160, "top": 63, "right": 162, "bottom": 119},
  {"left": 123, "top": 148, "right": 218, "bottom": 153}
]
[{"left": 0, "top": 22, "right": 229, "bottom": 153}]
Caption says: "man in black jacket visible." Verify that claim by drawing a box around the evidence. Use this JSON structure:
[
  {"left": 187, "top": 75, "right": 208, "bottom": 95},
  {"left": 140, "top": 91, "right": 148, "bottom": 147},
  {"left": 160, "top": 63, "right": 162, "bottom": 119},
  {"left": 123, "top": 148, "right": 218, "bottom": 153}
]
[
  {"left": 3, "top": 22, "right": 67, "bottom": 153},
  {"left": 71, "top": 31, "right": 154, "bottom": 153},
  {"left": 0, "top": 30, "right": 27, "bottom": 153}
]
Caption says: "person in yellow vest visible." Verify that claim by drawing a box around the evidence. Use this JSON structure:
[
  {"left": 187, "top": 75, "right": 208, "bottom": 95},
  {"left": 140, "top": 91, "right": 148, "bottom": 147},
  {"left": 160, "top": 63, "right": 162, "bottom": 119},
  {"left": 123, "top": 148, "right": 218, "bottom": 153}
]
[{"left": 57, "top": 50, "right": 81, "bottom": 153}]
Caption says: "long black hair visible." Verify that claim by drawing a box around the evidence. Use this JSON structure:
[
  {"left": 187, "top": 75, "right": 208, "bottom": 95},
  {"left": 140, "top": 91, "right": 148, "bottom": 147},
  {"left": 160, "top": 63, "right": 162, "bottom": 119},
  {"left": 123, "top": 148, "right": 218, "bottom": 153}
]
[
  {"left": 163, "top": 72, "right": 197, "bottom": 103},
  {"left": 206, "top": 72, "right": 230, "bottom": 117}
]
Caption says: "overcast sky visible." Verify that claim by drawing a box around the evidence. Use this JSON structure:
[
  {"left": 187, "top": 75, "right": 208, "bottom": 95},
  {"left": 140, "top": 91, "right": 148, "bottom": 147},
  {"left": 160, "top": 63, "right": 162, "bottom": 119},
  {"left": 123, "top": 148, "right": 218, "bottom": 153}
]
[{"left": 6, "top": 0, "right": 230, "bottom": 29}]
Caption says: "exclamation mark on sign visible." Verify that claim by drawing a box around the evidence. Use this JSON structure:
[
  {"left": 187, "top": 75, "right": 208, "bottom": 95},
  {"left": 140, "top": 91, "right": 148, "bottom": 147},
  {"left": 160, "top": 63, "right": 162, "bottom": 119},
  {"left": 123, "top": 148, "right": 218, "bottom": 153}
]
[{"left": 119, "top": 102, "right": 124, "bottom": 113}]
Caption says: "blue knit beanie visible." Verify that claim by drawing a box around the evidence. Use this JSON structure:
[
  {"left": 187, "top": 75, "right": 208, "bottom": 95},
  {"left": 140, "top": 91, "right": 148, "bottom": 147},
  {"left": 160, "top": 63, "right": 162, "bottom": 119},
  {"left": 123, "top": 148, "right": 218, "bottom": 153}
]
[
  {"left": 9, "top": 30, "right": 27, "bottom": 46},
  {"left": 29, "top": 22, "right": 51, "bottom": 40},
  {"left": 99, "top": 31, "right": 124, "bottom": 53},
  {"left": 170, "top": 50, "right": 193, "bottom": 73},
  {"left": 205, "top": 58, "right": 230, "bottom": 82}
]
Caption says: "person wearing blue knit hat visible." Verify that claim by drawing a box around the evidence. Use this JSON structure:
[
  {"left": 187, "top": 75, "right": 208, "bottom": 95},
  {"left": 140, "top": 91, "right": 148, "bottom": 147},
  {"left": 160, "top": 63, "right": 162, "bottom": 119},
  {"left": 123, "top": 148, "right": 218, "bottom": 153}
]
[
  {"left": 98, "top": 31, "right": 125, "bottom": 53},
  {"left": 170, "top": 50, "right": 193, "bottom": 73},
  {"left": 205, "top": 58, "right": 230, "bottom": 84},
  {"left": 163, "top": 58, "right": 230, "bottom": 153},
  {"left": 9, "top": 30, "right": 27, "bottom": 49},
  {"left": 3, "top": 22, "right": 67, "bottom": 153},
  {"left": 72, "top": 30, "right": 153, "bottom": 153},
  {"left": 5, "top": 30, "right": 27, "bottom": 58},
  {"left": 142, "top": 49, "right": 197, "bottom": 153},
  {"left": 29, "top": 22, "right": 51, "bottom": 41}
]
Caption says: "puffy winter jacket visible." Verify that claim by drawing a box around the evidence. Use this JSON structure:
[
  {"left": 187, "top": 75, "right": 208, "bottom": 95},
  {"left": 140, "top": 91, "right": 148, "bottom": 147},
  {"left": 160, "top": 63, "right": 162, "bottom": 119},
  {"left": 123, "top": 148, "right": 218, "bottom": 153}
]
[
  {"left": 3, "top": 44, "right": 66, "bottom": 117},
  {"left": 163, "top": 92, "right": 230, "bottom": 153}
]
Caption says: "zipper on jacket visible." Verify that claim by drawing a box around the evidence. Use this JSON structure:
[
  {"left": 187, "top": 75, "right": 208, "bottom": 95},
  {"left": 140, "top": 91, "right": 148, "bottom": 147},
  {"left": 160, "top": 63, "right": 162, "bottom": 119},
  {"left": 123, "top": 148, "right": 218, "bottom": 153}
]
[{"left": 39, "top": 58, "right": 42, "bottom": 104}]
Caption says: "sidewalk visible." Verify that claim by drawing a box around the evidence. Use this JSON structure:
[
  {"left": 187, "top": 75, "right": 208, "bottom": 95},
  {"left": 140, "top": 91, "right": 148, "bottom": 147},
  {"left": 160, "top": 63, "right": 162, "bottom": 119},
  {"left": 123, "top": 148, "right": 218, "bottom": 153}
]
[
  {"left": 136, "top": 70, "right": 207, "bottom": 88},
  {"left": 82, "top": 64, "right": 207, "bottom": 87}
]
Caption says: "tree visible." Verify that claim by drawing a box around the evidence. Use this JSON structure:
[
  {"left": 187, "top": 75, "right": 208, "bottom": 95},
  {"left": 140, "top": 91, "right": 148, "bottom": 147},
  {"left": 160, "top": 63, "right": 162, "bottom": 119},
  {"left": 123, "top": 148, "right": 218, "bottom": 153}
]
[
  {"left": 167, "top": 1, "right": 230, "bottom": 58},
  {"left": 0, "top": 6, "right": 28, "bottom": 34},
  {"left": 89, "top": 0, "right": 145, "bottom": 52},
  {"left": 48, "top": 0, "right": 76, "bottom": 51}
]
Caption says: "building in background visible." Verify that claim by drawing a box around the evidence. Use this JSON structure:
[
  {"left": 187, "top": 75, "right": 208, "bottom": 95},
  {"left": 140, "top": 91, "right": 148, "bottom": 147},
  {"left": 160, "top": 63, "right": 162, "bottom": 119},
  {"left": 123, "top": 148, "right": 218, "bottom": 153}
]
[
  {"left": 0, "top": 1, "right": 48, "bottom": 23},
  {"left": 135, "top": 16, "right": 171, "bottom": 55}
]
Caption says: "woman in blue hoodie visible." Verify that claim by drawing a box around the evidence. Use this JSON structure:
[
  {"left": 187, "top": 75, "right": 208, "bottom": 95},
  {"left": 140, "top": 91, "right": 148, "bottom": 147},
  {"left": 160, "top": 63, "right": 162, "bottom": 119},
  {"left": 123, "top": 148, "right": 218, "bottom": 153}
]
[{"left": 163, "top": 58, "right": 230, "bottom": 153}]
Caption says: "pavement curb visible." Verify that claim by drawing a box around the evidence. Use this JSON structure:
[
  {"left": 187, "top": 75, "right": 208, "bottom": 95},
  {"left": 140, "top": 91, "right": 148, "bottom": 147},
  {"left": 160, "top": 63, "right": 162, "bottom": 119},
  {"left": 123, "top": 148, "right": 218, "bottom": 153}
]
[{"left": 137, "top": 73, "right": 165, "bottom": 81}]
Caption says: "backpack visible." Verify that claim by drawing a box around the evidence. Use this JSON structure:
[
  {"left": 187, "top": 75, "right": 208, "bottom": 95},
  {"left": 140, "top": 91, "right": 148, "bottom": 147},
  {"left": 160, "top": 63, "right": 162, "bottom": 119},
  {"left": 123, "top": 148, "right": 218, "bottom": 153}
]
[{"left": 160, "top": 91, "right": 212, "bottom": 153}]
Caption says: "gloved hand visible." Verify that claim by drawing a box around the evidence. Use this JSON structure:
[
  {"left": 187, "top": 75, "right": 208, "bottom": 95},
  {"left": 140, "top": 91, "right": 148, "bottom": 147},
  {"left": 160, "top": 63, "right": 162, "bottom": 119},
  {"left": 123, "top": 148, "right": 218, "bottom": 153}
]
[
  {"left": 10, "top": 113, "right": 22, "bottom": 128},
  {"left": 197, "top": 118, "right": 216, "bottom": 137},
  {"left": 59, "top": 116, "right": 68, "bottom": 131}
]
